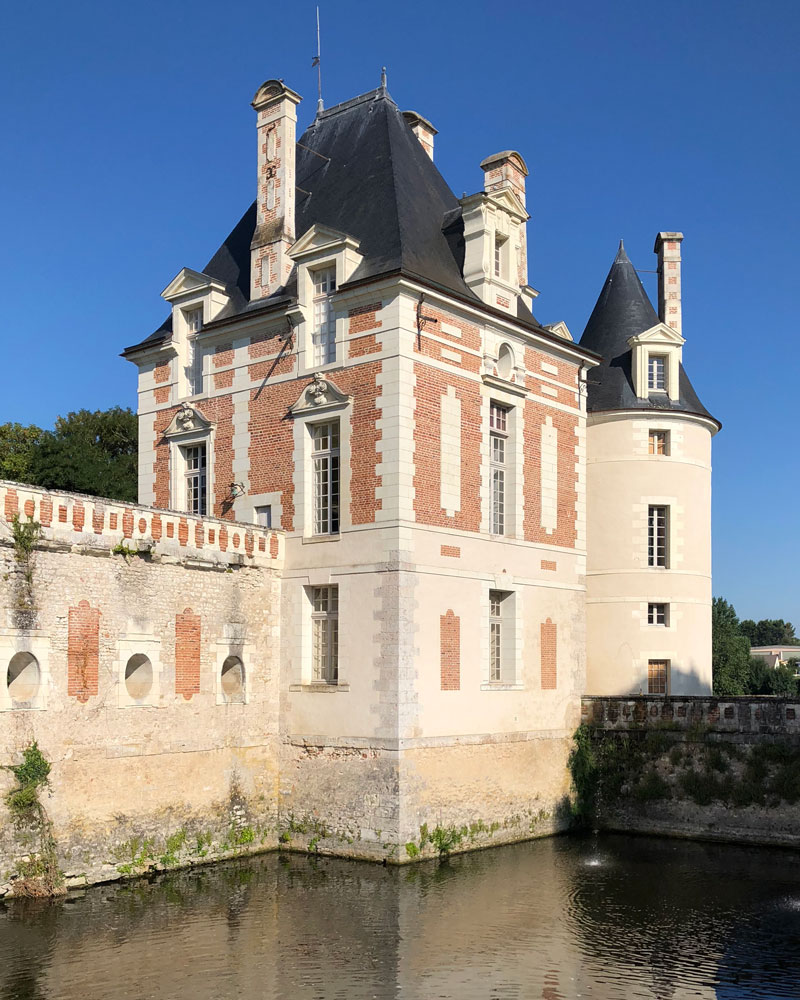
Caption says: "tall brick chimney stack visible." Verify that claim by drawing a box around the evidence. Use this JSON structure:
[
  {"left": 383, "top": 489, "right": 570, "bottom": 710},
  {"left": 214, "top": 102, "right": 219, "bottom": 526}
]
[
  {"left": 480, "top": 151, "right": 529, "bottom": 288},
  {"left": 250, "top": 80, "right": 302, "bottom": 300},
  {"left": 654, "top": 232, "right": 684, "bottom": 337},
  {"left": 402, "top": 110, "right": 437, "bottom": 160}
]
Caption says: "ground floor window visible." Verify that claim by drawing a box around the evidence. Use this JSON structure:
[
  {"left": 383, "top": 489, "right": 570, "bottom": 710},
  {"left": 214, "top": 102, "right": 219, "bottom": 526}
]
[
  {"left": 311, "top": 585, "right": 339, "bottom": 683},
  {"left": 648, "top": 659, "right": 669, "bottom": 695}
]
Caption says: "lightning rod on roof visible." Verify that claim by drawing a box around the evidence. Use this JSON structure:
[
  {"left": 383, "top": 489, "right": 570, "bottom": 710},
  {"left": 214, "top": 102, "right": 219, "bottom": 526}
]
[{"left": 312, "top": 6, "right": 323, "bottom": 113}]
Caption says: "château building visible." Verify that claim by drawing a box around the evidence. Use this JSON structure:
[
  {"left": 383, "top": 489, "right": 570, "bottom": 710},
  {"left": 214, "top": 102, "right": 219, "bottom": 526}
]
[{"left": 0, "top": 73, "right": 719, "bottom": 876}]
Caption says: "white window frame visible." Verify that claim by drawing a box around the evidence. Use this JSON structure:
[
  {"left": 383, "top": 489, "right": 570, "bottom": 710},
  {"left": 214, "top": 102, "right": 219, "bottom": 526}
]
[
  {"left": 494, "top": 233, "right": 508, "bottom": 280},
  {"left": 311, "top": 420, "right": 340, "bottom": 535},
  {"left": 310, "top": 585, "right": 339, "bottom": 684},
  {"left": 648, "top": 505, "right": 669, "bottom": 568},
  {"left": 311, "top": 266, "right": 337, "bottom": 368},
  {"left": 647, "top": 354, "right": 667, "bottom": 391},
  {"left": 489, "top": 403, "right": 509, "bottom": 536},
  {"left": 254, "top": 504, "right": 272, "bottom": 528},
  {"left": 647, "top": 602, "right": 669, "bottom": 626}
]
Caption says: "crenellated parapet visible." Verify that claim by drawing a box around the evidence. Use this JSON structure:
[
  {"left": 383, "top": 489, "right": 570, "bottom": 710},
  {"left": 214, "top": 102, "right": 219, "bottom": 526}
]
[{"left": 0, "top": 481, "right": 283, "bottom": 569}]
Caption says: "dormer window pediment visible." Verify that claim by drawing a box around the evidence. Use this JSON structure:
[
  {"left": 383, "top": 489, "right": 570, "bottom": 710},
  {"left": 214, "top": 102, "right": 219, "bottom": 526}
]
[{"left": 628, "top": 323, "right": 685, "bottom": 401}]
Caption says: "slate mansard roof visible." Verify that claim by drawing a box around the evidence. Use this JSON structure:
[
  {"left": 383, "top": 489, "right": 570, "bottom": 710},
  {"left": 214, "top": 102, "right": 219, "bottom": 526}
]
[
  {"left": 124, "top": 85, "right": 555, "bottom": 357},
  {"left": 578, "top": 243, "right": 718, "bottom": 427}
]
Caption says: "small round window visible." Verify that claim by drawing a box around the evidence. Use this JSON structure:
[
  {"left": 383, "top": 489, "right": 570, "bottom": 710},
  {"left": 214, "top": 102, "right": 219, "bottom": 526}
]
[
  {"left": 497, "top": 344, "right": 514, "bottom": 379},
  {"left": 221, "top": 656, "right": 245, "bottom": 702},
  {"left": 7, "top": 652, "right": 40, "bottom": 704},
  {"left": 125, "top": 654, "right": 153, "bottom": 700}
]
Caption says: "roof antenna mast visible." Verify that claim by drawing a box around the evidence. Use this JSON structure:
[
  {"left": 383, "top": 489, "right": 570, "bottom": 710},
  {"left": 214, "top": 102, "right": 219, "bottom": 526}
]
[{"left": 312, "top": 6, "right": 323, "bottom": 114}]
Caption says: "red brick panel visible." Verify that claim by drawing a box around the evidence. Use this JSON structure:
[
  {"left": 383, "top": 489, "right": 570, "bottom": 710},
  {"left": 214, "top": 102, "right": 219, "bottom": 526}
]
[
  {"left": 541, "top": 618, "right": 557, "bottom": 690},
  {"left": 175, "top": 608, "right": 201, "bottom": 700},
  {"left": 541, "top": 559, "right": 557, "bottom": 571},
  {"left": 154, "top": 362, "right": 171, "bottom": 384},
  {"left": 68, "top": 600, "right": 100, "bottom": 703},
  {"left": 413, "top": 365, "right": 482, "bottom": 532},
  {"left": 348, "top": 361, "right": 383, "bottom": 525},
  {"left": 440, "top": 545, "right": 461, "bottom": 558},
  {"left": 440, "top": 610, "right": 461, "bottom": 691},
  {"left": 4, "top": 489, "right": 18, "bottom": 520},
  {"left": 213, "top": 343, "right": 234, "bottom": 367},
  {"left": 522, "top": 400, "right": 579, "bottom": 549},
  {"left": 40, "top": 496, "right": 52, "bottom": 527}
]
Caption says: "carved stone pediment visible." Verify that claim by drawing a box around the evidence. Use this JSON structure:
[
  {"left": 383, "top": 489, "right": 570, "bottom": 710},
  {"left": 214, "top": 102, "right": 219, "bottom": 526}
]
[
  {"left": 289, "top": 374, "right": 352, "bottom": 416},
  {"left": 164, "top": 404, "right": 214, "bottom": 438}
]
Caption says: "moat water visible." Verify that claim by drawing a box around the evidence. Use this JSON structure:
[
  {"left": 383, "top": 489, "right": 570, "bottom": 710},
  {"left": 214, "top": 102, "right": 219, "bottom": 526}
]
[{"left": 2, "top": 833, "right": 799, "bottom": 999}]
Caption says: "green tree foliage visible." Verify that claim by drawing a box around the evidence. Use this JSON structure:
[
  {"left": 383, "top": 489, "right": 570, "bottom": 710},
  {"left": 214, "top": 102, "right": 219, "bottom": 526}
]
[
  {"left": 740, "top": 618, "right": 798, "bottom": 647},
  {"left": 748, "top": 657, "right": 799, "bottom": 697},
  {"left": 28, "top": 408, "right": 138, "bottom": 503},
  {"left": 712, "top": 597, "right": 752, "bottom": 696},
  {"left": 0, "top": 423, "right": 43, "bottom": 483},
  {"left": 0, "top": 408, "right": 138, "bottom": 503}
]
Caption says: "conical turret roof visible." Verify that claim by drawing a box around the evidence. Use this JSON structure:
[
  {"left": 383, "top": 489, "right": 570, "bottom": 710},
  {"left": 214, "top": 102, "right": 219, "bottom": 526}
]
[{"left": 578, "top": 242, "right": 718, "bottom": 426}]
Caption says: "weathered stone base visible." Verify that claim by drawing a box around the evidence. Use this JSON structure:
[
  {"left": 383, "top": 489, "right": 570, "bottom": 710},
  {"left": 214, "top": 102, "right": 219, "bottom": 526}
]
[{"left": 276, "top": 733, "right": 574, "bottom": 864}]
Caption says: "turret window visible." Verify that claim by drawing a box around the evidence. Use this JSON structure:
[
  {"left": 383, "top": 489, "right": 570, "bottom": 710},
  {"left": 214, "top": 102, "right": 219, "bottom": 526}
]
[
  {"left": 648, "top": 505, "right": 668, "bottom": 567},
  {"left": 649, "top": 430, "right": 670, "bottom": 455},
  {"left": 648, "top": 355, "right": 667, "bottom": 391}
]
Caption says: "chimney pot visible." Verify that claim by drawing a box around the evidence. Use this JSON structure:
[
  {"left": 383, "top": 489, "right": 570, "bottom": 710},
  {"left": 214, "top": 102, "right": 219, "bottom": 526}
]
[{"left": 402, "top": 110, "right": 437, "bottom": 161}]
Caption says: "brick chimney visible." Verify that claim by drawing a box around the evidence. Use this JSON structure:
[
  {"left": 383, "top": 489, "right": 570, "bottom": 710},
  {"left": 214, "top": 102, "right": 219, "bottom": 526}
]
[
  {"left": 654, "top": 232, "right": 684, "bottom": 337},
  {"left": 250, "top": 80, "right": 302, "bottom": 300},
  {"left": 402, "top": 110, "right": 437, "bottom": 160},
  {"left": 480, "top": 151, "right": 529, "bottom": 288}
]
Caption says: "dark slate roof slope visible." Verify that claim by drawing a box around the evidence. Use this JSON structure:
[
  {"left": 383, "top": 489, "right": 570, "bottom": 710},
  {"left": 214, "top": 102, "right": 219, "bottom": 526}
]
[
  {"left": 578, "top": 242, "right": 718, "bottom": 426},
  {"left": 123, "top": 85, "right": 557, "bottom": 357}
]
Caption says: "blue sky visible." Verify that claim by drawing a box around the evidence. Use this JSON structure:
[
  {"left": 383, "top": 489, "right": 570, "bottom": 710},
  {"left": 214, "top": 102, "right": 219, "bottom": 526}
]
[{"left": 1, "top": 0, "right": 797, "bottom": 625}]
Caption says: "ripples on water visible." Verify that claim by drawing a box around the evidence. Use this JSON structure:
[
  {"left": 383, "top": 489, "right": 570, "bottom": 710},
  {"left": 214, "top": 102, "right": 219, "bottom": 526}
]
[{"left": 1, "top": 834, "right": 800, "bottom": 1000}]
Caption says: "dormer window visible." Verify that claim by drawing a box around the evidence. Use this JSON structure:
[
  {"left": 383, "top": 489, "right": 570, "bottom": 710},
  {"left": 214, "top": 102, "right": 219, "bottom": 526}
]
[
  {"left": 312, "top": 267, "right": 337, "bottom": 366},
  {"left": 648, "top": 355, "right": 667, "bottom": 391},
  {"left": 494, "top": 234, "right": 508, "bottom": 280},
  {"left": 184, "top": 307, "right": 204, "bottom": 396}
]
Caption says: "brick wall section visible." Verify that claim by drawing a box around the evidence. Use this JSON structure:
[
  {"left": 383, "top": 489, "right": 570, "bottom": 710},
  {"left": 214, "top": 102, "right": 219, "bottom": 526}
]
[
  {"left": 413, "top": 365, "right": 482, "bottom": 531},
  {"left": 440, "top": 545, "right": 461, "bottom": 558},
  {"left": 154, "top": 362, "right": 171, "bottom": 384},
  {"left": 214, "top": 370, "right": 234, "bottom": 390},
  {"left": 213, "top": 343, "right": 234, "bottom": 367},
  {"left": 414, "top": 305, "right": 482, "bottom": 372},
  {"left": 202, "top": 395, "right": 235, "bottom": 519},
  {"left": 68, "top": 600, "right": 100, "bottom": 702},
  {"left": 347, "top": 302, "right": 383, "bottom": 359},
  {"left": 523, "top": 400, "right": 579, "bottom": 548},
  {"left": 175, "top": 608, "right": 201, "bottom": 700},
  {"left": 440, "top": 610, "right": 460, "bottom": 691},
  {"left": 541, "top": 559, "right": 557, "bottom": 571},
  {"left": 541, "top": 618, "right": 557, "bottom": 690},
  {"left": 248, "top": 364, "right": 383, "bottom": 531}
]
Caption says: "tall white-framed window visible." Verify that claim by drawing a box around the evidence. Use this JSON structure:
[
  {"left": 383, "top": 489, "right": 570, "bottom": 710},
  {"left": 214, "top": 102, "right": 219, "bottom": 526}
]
[
  {"left": 490, "top": 591, "right": 504, "bottom": 681},
  {"left": 648, "top": 355, "right": 667, "bottom": 391},
  {"left": 485, "top": 589, "right": 516, "bottom": 685},
  {"left": 648, "top": 505, "right": 668, "bottom": 567},
  {"left": 185, "top": 307, "right": 204, "bottom": 396},
  {"left": 490, "top": 402, "right": 509, "bottom": 535},
  {"left": 312, "top": 266, "right": 337, "bottom": 366},
  {"left": 312, "top": 421, "right": 340, "bottom": 535},
  {"left": 182, "top": 443, "right": 207, "bottom": 515},
  {"left": 311, "top": 585, "right": 339, "bottom": 683}
]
